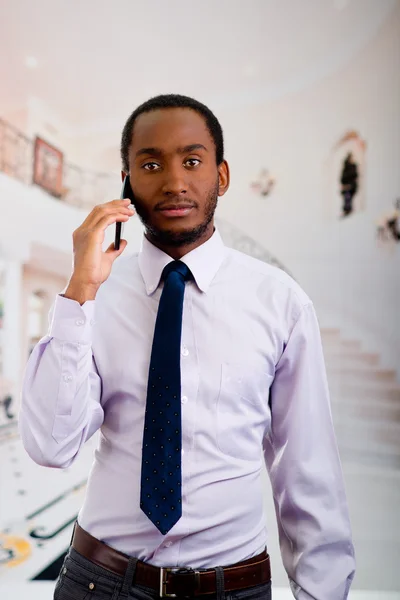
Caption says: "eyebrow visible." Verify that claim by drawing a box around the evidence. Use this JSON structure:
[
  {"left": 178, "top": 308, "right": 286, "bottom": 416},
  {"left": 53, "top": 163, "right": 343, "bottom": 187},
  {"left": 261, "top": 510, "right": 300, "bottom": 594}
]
[{"left": 135, "top": 144, "right": 208, "bottom": 158}]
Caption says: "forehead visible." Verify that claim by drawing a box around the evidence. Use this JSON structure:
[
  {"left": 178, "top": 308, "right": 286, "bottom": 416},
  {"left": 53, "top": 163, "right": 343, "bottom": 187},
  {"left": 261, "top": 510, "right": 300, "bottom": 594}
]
[{"left": 130, "top": 108, "right": 214, "bottom": 154}]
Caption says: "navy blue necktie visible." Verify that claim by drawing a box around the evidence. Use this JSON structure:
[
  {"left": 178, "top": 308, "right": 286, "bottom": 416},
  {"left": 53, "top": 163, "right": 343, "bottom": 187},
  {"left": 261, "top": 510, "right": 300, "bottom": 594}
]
[{"left": 140, "top": 260, "right": 191, "bottom": 535}]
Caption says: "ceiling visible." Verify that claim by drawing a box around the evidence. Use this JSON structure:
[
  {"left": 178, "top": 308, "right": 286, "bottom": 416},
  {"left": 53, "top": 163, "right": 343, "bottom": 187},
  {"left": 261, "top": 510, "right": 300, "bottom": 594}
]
[{"left": 0, "top": 0, "right": 397, "bottom": 135}]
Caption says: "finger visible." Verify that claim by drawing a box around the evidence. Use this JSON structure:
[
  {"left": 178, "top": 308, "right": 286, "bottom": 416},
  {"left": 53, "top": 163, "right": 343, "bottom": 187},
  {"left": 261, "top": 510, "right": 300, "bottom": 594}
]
[
  {"left": 89, "top": 204, "right": 134, "bottom": 226},
  {"left": 85, "top": 206, "right": 134, "bottom": 231},
  {"left": 81, "top": 213, "right": 130, "bottom": 242},
  {"left": 106, "top": 198, "right": 132, "bottom": 207},
  {"left": 105, "top": 238, "right": 128, "bottom": 256},
  {"left": 92, "top": 206, "right": 135, "bottom": 226},
  {"left": 82, "top": 200, "right": 134, "bottom": 228}
]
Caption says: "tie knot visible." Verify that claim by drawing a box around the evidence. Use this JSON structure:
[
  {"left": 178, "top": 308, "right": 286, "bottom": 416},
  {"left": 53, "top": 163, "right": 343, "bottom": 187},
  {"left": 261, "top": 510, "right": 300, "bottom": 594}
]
[{"left": 162, "top": 261, "right": 192, "bottom": 282}]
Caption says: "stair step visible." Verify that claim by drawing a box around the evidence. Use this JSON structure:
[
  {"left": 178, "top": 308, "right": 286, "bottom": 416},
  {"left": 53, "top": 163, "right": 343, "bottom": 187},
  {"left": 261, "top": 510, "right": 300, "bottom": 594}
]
[
  {"left": 327, "top": 367, "right": 397, "bottom": 381},
  {"left": 331, "top": 402, "right": 400, "bottom": 423},
  {"left": 322, "top": 340, "right": 362, "bottom": 350},
  {"left": 330, "top": 395, "right": 400, "bottom": 411},
  {"left": 337, "top": 441, "right": 400, "bottom": 459},
  {"left": 329, "top": 378, "right": 399, "bottom": 392},
  {"left": 320, "top": 328, "right": 341, "bottom": 337},
  {"left": 329, "top": 383, "right": 400, "bottom": 398},
  {"left": 336, "top": 422, "right": 400, "bottom": 449},
  {"left": 337, "top": 440, "right": 400, "bottom": 460},
  {"left": 314, "top": 330, "right": 400, "bottom": 469},
  {"left": 324, "top": 352, "right": 380, "bottom": 366},
  {"left": 330, "top": 398, "right": 400, "bottom": 415},
  {"left": 335, "top": 340, "right": 362, "bottom": 350},
  {"left": 338, "top": 446, "right": 400, "bottom": 469}
]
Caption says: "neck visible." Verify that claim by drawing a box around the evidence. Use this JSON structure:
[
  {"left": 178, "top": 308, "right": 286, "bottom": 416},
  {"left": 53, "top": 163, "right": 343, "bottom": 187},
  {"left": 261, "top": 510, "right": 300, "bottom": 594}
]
[{"left": 145, "top": 223, "right": 215, "bottom": 260}]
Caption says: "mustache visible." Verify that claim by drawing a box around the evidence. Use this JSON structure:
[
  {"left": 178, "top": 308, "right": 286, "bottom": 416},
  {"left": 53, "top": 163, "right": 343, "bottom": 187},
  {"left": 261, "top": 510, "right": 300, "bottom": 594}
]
[{"left": 155, "top": 198, "right": 198, "bottom": 211}]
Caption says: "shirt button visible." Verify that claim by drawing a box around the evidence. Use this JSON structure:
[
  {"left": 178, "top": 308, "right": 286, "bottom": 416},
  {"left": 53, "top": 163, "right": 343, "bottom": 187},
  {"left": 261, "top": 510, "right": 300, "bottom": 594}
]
[
  {"left": 90, "top": 319, "right": 96, "bottom": 326},
  {"left": 164, "top": 541, "right": 173, "bottom": 548},
  {"left": 181, "top": 396, "right": 188, "bottom": 404},
  {"left": 88, "top": 582, "right": 95, "bottom": 590},
  {"left": 63, "top": 374, "right": 72, "bottom": 382},
  {"left": 75, "top": 319, "right": 85, "bottom": 326},
  {"left": 181, "top": 346, "right": 189, "bottom": 357}
]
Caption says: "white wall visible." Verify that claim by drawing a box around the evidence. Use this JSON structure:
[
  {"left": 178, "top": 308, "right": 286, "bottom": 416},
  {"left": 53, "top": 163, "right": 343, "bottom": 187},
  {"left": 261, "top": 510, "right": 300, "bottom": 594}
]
[
  {"left": 1, "top": 6, "right": 399, "bottom": 374},
  {"left": 45, "top": 6, "right": 399, "bottom": 371},
  {"left": 214, "top": 5, "right": 400, "bottom": 371}
]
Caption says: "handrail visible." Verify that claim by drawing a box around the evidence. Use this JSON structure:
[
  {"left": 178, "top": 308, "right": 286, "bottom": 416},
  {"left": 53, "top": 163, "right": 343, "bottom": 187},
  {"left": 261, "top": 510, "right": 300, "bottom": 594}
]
[
  {"left": 0, "top": 117, "right": 119, "bottom": 210},
  {"left": 216, "top": 218, "right": 293, "bottom": 277},
  {"left": 0, "top": 118, "right": 31, "bottom": 141},
  {"left": 0, "top": 117, "right": 292, "bottom": 276}
]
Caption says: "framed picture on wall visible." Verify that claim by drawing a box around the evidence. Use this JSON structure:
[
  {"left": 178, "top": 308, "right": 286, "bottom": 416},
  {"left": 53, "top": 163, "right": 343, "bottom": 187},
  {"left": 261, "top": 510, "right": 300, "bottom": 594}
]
[{"left": 33, "top": 136, "right": 64, "bottom": 198}]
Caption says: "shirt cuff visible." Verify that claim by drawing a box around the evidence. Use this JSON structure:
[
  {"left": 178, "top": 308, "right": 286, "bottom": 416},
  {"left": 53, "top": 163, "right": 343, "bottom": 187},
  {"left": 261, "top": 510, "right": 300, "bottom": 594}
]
[{"left": 48, "top": 294, "right": 96, "bottom": 344}]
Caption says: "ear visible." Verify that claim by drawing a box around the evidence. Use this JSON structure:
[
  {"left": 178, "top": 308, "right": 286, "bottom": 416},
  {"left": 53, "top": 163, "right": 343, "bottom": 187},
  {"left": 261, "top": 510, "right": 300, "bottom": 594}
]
[
  {"left": 121, "top": 170, "right": 127, "bottom": 183},
  {"left": 217, "top": 160, "right": 230, "bottom": 197}
]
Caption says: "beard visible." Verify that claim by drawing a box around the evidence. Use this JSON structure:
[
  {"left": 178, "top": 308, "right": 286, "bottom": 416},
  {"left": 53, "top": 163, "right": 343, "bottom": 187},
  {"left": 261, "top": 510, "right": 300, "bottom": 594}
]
[{"left": 133, "top": 181, "right": 219, "bottom": 247}]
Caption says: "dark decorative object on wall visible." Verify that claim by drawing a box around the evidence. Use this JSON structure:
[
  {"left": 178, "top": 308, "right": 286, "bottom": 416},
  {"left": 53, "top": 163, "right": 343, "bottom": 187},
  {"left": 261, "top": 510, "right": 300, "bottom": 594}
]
[
  {"left": 376, "top": 198, "right": 400, "bottom": 243},
  {"left": 32, "top": 136, "right": 64, "bottom": 198},
  {"left": 340, "top": 152, "right": 359, "bottom": 218},
  {"left": 0, "top": 377, "right": 15, "bottom": 426},
  {"left": 251, "top": 168, "right": 275, "bottom": 197},
  {"left": 0, "top": 395, "right": 14, "bottom": 420},
  {"left": 326, "top": 130, "right": 366, "bottom": 219}
]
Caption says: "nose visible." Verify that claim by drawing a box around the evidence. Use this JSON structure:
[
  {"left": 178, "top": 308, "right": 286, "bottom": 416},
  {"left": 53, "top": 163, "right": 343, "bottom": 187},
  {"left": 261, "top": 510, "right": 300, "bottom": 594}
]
[{"left": 161, "top": 165, "right": 187, "bottom": 196}]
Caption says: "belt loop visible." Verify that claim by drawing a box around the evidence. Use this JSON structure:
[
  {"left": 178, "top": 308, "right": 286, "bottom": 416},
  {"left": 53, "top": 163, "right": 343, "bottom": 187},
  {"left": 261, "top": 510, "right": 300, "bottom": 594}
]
[
  {"left": 215, "top": 566, "right": 225, "bottom": 600},
  {"left": 120, "top": 556, "right": 139, "bottom": 598}
]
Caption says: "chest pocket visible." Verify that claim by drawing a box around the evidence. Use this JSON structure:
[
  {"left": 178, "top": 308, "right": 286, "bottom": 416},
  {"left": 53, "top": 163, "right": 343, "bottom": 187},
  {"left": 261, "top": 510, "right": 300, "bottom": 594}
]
[{"left": 216, "top": 362, "right": 274, "bottom": 461}]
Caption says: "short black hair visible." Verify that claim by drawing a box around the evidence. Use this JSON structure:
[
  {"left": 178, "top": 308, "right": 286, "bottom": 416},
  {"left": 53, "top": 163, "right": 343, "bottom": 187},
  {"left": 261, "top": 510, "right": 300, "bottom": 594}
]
[{"left": 120, "top": 94, "right": 224, "bottom": 173}]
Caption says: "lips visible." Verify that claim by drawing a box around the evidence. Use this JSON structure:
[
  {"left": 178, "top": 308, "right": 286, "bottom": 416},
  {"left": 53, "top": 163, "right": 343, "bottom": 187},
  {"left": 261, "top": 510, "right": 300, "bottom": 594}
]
[
  {"left": 158, "top": 203, "right": 195, "bottom": 211},
  {"left": 157, "top": 203, "right": 195, "bottom": 218}
]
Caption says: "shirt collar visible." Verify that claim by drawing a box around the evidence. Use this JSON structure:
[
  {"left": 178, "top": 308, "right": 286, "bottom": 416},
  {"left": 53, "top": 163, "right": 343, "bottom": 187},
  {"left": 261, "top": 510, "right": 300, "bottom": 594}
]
[{"left": 138, "top": 227, "right": 226, "bottom": 295}]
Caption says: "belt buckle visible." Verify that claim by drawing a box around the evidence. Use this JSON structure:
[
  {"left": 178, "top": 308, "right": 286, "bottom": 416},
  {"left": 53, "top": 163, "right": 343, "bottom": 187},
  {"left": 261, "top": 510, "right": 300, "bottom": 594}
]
[
  {"left": 160, "top": 567, "right": 200, "bottom": 598},
  {"left": 160, "top": 567, "right": 180, "bottom": 598}
]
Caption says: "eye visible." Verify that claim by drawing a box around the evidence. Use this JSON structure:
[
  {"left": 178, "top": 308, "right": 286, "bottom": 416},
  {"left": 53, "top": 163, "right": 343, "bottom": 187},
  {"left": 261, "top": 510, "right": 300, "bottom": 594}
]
[
  {"left": 143, "top": 162, "right": 161, "bottom": 171},
  {"left": 185, "top": 158, "right": 201, "bottom": 168}
]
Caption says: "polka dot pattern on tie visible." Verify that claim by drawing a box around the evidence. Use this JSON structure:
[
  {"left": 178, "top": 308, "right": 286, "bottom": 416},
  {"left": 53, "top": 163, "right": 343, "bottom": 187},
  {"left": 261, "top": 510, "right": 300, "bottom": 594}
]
[{"left": 140, "top": 261, "right": 192, "bottom": 535}]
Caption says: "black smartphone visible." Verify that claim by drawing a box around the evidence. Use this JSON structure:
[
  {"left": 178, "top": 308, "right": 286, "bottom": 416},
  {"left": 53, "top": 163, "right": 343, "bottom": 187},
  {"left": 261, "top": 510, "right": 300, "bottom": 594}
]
[{"left": 115, "top": 175, "right": 135, "bottom": 250}]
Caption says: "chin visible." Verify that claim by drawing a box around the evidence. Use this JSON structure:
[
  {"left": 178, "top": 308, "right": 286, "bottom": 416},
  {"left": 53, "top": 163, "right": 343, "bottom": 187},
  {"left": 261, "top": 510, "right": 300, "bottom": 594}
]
[{"left": 149, "top": 221, "right": 212, "bottom": 247}]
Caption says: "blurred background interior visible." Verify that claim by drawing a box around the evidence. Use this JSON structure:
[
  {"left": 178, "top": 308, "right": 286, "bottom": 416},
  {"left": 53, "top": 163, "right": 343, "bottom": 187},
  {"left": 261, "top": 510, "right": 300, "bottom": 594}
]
[{"left": 0, "top": 0, "right": 399, "bottom": 598}]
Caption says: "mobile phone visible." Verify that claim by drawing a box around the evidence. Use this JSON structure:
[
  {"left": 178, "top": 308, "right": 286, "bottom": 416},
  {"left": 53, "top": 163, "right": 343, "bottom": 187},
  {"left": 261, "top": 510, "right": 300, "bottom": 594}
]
[{"left": 115, "top": 175, "right": 135, "bottom": 250}]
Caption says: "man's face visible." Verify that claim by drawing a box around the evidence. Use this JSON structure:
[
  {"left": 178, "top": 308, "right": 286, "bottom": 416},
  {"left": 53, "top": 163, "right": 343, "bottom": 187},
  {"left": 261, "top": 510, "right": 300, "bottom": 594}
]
[{"left": 126, "top": 108, "right": 229, "bottom": 247}]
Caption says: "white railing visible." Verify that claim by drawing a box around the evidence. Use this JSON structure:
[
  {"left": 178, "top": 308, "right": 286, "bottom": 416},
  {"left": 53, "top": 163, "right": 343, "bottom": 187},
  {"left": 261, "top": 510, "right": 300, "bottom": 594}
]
[{"left": 0, "top": 118, "right": 119, "bottom": 210}]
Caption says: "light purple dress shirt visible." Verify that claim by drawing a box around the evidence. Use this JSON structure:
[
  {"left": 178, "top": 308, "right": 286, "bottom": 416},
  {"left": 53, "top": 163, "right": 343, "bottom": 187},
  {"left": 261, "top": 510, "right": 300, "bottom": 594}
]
[{"left": 19, "top": 229, "right": 356, "bottom": 599}]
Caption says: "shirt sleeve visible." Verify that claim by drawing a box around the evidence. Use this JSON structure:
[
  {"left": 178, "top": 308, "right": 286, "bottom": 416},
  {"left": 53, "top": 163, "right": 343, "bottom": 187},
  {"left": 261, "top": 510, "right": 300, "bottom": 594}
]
[
  {"left": 18, "top": 294, "right": 104, "bottom": 469},
  {"left": 263, "top": 302, "right": 356, "bottom": 599}
]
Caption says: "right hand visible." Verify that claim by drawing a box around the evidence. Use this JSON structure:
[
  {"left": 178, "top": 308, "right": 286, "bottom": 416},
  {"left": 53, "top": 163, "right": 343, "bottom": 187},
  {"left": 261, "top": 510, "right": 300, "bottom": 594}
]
[{"left": 65, "top": 199, "right": 135, "bottom": 302}]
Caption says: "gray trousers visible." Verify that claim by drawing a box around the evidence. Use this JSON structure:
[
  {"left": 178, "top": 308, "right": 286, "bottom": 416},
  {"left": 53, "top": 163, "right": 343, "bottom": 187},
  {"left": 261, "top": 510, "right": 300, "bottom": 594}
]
[{"left": 54, "top": 546, "right": 272, "bottom": 600}]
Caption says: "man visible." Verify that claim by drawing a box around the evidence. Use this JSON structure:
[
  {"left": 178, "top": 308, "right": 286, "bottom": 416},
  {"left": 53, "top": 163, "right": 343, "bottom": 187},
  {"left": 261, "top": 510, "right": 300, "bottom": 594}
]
[{"left": 19, "top": 94, "right": 356, "bottom": 599}]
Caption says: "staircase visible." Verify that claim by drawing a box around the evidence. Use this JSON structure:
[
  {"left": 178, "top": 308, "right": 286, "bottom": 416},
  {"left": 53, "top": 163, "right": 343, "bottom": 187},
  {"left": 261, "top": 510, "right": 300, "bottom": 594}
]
[{"left": 321, "top": 329, "right": 400, "bottom": 470}]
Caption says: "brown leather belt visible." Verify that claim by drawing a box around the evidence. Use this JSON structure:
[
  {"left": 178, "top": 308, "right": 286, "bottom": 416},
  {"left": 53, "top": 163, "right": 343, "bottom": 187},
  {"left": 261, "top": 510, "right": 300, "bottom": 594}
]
[{"left": 71, "top": 522, "right": 271, "bottom": 597}]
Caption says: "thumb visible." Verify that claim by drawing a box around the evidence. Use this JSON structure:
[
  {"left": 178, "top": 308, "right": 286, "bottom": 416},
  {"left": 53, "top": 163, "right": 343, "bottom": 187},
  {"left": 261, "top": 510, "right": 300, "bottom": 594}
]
[{"left": 106, "top": 239, "right": 128, "bottom": 259}]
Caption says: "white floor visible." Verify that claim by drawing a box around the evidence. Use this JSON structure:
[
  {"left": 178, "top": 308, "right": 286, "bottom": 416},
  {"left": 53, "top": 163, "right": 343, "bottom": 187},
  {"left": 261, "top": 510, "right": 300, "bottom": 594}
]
[{"left": 1, "top": 423, "right": 400, "bottom": 598}]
